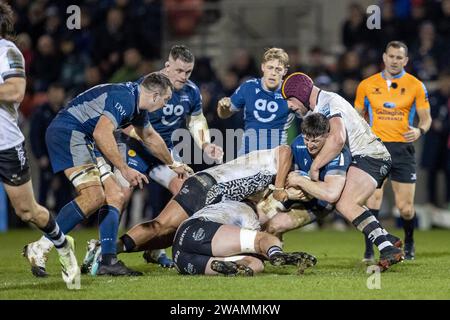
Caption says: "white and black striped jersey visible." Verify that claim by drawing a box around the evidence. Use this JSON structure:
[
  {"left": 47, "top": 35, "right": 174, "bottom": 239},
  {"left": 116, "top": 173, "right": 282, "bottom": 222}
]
[
  {"left": 189, "top": 200, "right": 261, "bottom": 231},
  {"left": 202, "top": 148, "right": 278, "bottom": 202},
  {"left": 0, "top": 39, "right": 26, "bottom": 151},
  {"left": 313, "top": 90, "right": 390, "bottom": 159}
]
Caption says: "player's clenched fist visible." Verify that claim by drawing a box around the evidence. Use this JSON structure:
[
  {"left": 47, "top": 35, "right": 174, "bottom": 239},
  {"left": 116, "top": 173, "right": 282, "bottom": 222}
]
[{"left": 218, "top": 97, "right": 231, "bottom": 110}]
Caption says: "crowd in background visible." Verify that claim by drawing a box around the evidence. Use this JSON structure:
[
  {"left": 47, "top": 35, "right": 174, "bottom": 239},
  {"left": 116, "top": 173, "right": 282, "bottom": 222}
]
[{"left": 1, "top": 0, "right": 450, "bottom": 229}]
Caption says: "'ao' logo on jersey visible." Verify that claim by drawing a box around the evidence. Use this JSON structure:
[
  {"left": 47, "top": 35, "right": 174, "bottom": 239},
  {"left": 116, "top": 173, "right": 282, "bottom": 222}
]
[
  {"left": 254, "top": 99, "right": 278, "bottom": 123},
  {"left": 162, "top": 104, "right": 184, "bottom": 126}
]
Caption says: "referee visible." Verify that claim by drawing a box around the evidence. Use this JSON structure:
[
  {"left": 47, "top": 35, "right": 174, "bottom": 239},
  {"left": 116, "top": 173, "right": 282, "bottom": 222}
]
[{"left": 354, "top": 41, "right": 432, "bottom": 262}]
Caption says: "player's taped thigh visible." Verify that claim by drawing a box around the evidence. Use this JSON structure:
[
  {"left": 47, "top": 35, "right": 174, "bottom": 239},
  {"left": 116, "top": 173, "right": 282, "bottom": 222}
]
[
  {"left": 239, "top": 229, "right": 258, "bottom": 253},
  {"left": 96, "top": 157, "right": 114, "bottom": 183},
  {"left": 68, "top": 164, "right": 101, "bottom": 190}
]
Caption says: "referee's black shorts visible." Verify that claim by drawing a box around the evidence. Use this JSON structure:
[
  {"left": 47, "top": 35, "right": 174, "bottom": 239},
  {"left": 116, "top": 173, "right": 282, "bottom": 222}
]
[{"left": 384, "top": 142, "right": 416, "bottom": 183}]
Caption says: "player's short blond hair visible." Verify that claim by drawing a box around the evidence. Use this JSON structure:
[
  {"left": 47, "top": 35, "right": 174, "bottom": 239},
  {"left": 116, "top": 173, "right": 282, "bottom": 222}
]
[{"left": 262, "top": 48, "right": 289, "bottom": 68}]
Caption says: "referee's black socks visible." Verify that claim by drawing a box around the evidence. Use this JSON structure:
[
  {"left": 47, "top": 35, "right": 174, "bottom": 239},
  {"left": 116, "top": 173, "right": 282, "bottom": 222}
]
[{"left": 401, "top": 212, "right": 416, "bottom": 244}]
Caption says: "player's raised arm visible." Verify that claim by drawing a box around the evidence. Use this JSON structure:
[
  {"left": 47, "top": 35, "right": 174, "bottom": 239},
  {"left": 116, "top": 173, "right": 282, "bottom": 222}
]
[
  {"left": 187, "top": 113, "right": 223, "bottom": 161},
  {"left": 217, "top": 96, "right": 234, "bottom": 119}
]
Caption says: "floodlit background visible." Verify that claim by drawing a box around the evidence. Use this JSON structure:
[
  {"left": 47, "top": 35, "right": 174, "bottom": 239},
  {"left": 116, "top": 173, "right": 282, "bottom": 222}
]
[{"left": 1, "top": 0, "right": 449, "bottom": 231}]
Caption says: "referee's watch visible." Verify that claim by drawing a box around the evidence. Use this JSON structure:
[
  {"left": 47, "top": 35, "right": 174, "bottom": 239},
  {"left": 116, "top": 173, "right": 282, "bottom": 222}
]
[{"left": 419, "top": 128, "right": 426, "bottom": 136}]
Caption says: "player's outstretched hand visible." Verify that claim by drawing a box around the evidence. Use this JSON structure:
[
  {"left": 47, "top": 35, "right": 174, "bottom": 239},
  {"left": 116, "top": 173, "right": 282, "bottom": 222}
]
[
  {"left": 121, "top": 166, "right": 149, "bottom": 189},
  {"left": 204, "top": 143, "right": 224, "bottom": 163}
]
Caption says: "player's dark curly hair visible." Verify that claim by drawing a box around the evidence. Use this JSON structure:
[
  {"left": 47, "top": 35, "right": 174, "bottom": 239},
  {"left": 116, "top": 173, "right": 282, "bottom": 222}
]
[
  {"left": 169, "top": 45, "right": 194, "bottom": 63},
  {"left": 301, "top": 113, "right": 330, "bottom": 137},
  {"left": 0, "top": 2, "right": 15, "bottom": 40}
]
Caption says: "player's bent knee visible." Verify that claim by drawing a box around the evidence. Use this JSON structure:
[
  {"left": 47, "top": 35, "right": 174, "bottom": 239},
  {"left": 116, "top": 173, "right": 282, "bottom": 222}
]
[
  {"left": 105, "top": 188, "right": 125, "bottom": 208},
  {"left": 78, "top": 186, "right": 106, "bottom": 213},
  {"left": 398, "top": 203, "right": 414, "bottom": 219},
  {"left": 17, "top": 208, "right": 34, "bottom": 223}
]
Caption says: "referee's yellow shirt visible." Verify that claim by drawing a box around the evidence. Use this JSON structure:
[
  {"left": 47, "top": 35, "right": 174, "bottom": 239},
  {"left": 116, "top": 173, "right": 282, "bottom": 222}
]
[{"left": 354, "top": 70, "right": 430, "bottom": 142}]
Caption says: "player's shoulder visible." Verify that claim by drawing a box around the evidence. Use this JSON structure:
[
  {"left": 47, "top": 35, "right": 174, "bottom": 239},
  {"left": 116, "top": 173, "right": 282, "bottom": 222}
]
[
  {"left": 114, "top": 81, "right": 138, "bottom": 95},
  {"left": 357, "top": 73, "right": 381, "bottom": 89},
  {"left": 89, "top": 82, "right": 137, "bottom": 101},
  {"left": 240, "top": 77, "right": 260, "bottom": 89},
  {"left": 184, "top": 79, "right": 200, "bottom": 93},
  {"left": 0, "top": 39, "right": 21, "bottom": 56}
]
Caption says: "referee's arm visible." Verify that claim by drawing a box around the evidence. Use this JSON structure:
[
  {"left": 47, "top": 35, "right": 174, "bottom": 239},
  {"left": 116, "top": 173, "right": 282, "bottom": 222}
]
[
  {"left": 404, "top": 108, "right": 432, "bottom": 142},
  {"left": 403, "top": 83, "right": 432, "bottom": 142}
]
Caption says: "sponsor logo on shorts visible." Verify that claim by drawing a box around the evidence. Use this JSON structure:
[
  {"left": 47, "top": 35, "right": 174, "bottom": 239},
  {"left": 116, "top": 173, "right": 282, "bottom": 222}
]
[
  {"left": 192, "top": 228, "right": 205, "bottom": 241},
  {"left": 9, "top": 173, "right": 22, "bottom": 185},
  {"left": 185, "top": 263, "right": 196, "bottom": 274},
  {"left": 195, "top": 175, "right": 209, "bottom": 187},
  {"left": 128, "top": 149, "right": 136, "bottom": 157},
  {"left": 411, "top": 173, "right": 417, "bottom": 181},
  {"left": 15, "top": 144, "right": 26, "bottom": 168},
  {"left": 180, "top": 185, "right": 190, "bottom": 194}
]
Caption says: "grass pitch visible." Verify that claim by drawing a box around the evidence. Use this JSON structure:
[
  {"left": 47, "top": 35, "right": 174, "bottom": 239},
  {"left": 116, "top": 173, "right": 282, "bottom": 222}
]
[{"left": 0, "top": 228, "right": 449, "bottom": 300}]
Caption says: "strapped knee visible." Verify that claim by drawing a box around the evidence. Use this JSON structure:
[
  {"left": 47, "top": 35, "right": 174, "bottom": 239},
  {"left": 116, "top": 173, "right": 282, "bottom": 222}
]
[{"left": 69, "top": 164, "right": 101, "bottom": 189}]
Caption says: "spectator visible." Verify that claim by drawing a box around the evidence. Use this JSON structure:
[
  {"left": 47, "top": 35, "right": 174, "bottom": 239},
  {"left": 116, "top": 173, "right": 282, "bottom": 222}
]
[
  {"left": 59, "top": 35, "right": 91, "bottom": 92},
  {"left": 341, "top": 3, "right": 369, "bottom": 50},
  {"left": 109, "top": 47, "right": 142, "bottom": 83},
  {"left": 15, "top": 33, "right": 33, "bottom": 75},
  {"left": 229, "top": 48, "right": 259, "bottom": 82},
  {"left": 29, "top": 83, "right": 73, "bottom": 213},
  {"left": 165, "top": 0, "right": 203, "bottom": 37},
  {"left": 436, "top": 0, "right": 450, "bottom": 38},
  {"left": 30, "top": 35, "right": 62, "bottom": 92},
  {"left": 411, "top": 21, "right": 444, "bottom": 80},
  {"left": 92, "top": 7, "right": 135, "bottom": 77},
  {"left": 421, "top": 71, "right": 450, "bottom": 207}
]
